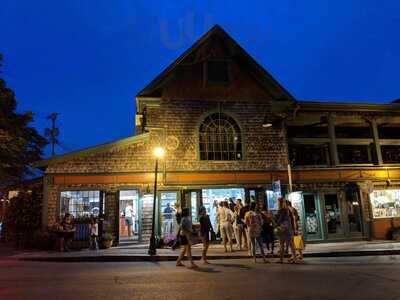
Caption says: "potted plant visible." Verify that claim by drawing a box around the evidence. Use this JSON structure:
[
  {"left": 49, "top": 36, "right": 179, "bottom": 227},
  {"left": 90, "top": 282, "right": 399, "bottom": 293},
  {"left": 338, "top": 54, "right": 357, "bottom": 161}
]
[{"left": 102, "top": 232, "right": 113, "bottom": 249}]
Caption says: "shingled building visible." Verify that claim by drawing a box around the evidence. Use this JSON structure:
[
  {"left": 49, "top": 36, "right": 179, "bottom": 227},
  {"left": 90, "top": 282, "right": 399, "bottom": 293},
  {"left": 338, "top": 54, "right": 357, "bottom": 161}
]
[{"left": 37, "top": 25, "right": 400, "bottom": 244}]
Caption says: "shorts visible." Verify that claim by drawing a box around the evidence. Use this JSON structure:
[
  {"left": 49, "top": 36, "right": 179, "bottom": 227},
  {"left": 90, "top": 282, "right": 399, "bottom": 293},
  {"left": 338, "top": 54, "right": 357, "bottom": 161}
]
[
  {"left": 221, "top": 222, "right": 233, "bottom": 242},
  {"left": 125, "top": 217, "right": 133, "bottom": 226}
]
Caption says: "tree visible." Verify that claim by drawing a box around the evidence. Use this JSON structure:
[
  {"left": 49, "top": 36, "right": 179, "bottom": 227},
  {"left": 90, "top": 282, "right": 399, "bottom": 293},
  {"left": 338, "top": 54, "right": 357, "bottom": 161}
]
[{"left": 0, "top": 54, "right": 47, "bottom": 187}]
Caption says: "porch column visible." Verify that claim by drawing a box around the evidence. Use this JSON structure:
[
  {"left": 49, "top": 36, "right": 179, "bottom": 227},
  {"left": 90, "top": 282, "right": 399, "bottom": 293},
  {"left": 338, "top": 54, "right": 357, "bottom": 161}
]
[
  {"left": 327, "top": 114, "right": 339, "bottom": 166},
  {"left": 370, "top": 118, "right": 383, "bottom": 165}
]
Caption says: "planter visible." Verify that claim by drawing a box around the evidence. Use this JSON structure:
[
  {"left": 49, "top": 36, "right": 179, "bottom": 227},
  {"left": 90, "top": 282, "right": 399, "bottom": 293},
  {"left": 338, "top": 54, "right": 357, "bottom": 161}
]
[{"left": 102, "top": 240, "right": 113, "bottom": 249}]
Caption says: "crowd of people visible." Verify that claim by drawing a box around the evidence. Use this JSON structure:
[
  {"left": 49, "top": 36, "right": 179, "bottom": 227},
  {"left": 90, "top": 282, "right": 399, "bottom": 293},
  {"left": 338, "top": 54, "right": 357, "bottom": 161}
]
[{"left": 175, "top": 196, "right": 304, "bottom": 267}]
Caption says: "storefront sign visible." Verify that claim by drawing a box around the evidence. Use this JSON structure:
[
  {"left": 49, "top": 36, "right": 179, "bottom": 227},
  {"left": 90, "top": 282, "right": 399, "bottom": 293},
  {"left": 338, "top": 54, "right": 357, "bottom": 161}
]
[{"left": 370, "top": 189, "right": 400, "bottom": 218}]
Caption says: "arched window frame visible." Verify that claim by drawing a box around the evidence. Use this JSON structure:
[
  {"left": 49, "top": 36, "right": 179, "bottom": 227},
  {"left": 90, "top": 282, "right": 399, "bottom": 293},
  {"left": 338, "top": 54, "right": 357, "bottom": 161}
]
[{"left": 197, "top": 111, "right": 244, "bottom": 161}]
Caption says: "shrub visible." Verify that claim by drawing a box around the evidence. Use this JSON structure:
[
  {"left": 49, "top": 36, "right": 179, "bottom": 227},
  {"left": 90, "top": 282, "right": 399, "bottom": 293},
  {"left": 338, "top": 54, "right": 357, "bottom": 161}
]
[{"left": 3, "top": 187, "right": 42, "bottom": 248}]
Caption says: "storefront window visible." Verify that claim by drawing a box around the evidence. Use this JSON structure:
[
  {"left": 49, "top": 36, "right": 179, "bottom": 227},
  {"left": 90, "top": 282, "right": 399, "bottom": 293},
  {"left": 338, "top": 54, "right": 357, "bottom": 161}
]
[
  {"left": 370, "top": 190, "right": 400, "bottom": 218},
  {"left": 324, "top": 194, "right": 343, "bottom": 235},
  {"left": 202, "top": 188, "right": 245, "bottom": 232},
  {"left": 160, "top": 192, "right": 179, "bottom": 238},
  {"left": 60, "top": 191, "right": 100, "bottom": 218}
]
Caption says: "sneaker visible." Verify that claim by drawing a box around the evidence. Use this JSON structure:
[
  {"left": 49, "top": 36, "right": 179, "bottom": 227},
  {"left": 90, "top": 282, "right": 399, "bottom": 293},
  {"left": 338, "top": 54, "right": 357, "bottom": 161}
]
[{"left": 176, "top": 262, "right": 185, "bottom": 267}]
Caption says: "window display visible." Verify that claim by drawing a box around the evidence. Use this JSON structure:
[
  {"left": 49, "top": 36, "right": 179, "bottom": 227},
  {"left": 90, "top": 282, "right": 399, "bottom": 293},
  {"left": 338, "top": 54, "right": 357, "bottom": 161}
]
[
  {"left": 60, "top": 191, "right": 100, "bottom": 218},
  {"left": 370, "top": 189, "right": 400, "bottom": 218}
]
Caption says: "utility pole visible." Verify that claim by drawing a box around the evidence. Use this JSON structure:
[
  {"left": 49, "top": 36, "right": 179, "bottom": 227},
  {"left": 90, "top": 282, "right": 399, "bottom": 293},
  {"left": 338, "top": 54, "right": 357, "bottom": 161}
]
[{"left": 45, "top": 113, "right": 59, "bottom": 157}]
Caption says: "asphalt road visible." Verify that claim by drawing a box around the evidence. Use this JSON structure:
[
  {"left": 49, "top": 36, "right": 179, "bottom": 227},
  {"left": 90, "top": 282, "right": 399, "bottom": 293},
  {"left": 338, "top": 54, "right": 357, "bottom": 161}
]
[{"left": 0, "top": 256, "right": 399, "bottom": 300}]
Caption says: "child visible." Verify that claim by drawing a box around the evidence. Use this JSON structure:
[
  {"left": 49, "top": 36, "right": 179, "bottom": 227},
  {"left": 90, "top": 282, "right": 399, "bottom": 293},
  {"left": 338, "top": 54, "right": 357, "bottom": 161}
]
[{"left": 89, "top": 217, "right": 99, "bottom": 250}]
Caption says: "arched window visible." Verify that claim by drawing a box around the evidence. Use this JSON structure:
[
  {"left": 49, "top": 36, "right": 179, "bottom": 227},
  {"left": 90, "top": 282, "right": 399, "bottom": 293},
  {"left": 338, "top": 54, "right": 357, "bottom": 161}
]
[{"left": 199, "top": 113, "right": 242, "bottom": 161}]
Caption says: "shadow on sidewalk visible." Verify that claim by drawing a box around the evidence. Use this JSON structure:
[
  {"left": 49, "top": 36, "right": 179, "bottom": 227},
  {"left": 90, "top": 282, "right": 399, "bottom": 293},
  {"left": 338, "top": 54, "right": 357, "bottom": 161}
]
[{"left": 210, "top": 262, "right": 252, "bottom": 270}]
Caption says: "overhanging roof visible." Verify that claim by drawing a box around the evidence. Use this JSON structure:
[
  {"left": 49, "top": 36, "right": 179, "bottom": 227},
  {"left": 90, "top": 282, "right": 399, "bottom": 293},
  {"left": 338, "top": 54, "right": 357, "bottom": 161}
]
[
  {"left": 33, "top": 133, "right": 149, "bottom": 168},
  {"left": 298, "top": 100, "right": 400, "bottom": 112},
  {"left": 136, "top": 24, "right": 295, "bottom": 102}
]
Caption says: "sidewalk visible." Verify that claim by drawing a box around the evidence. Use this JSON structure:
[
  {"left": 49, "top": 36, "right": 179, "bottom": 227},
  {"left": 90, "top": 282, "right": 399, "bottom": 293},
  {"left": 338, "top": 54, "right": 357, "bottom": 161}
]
[{"left": 9, "top": 240, "right": 400, "bottom": 262}]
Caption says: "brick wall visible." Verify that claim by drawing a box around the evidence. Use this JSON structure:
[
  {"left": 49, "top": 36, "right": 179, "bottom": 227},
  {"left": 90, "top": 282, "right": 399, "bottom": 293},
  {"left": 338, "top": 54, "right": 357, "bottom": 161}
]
[{"left": 46, "top": 100, "right": 288, "bottom": 175}]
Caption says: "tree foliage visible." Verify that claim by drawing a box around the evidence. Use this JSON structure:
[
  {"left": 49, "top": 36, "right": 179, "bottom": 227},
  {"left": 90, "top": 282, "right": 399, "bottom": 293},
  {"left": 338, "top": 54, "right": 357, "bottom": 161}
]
[
  {"left": 3, "top": 187, "right": 43, "bottom": 247},
  {"left": 0, "top": 54, "right": 47, "bottom": 187}
]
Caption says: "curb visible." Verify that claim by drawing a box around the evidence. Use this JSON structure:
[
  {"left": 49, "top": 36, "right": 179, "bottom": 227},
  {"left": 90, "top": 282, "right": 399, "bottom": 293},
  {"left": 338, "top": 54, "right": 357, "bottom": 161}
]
[{"left": 18, "top": 249, "right": 400, "bottom": 262}]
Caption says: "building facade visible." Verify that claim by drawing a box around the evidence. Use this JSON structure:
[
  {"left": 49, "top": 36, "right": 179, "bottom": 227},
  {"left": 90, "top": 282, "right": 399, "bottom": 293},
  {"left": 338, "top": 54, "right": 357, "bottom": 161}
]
[{"left": 37, "top": 25, "right": 400, "bottom": 244}]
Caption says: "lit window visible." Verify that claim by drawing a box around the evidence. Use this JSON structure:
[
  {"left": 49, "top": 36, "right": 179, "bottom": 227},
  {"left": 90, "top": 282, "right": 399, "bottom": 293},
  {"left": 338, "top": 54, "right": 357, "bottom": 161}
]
[
  {"left": 60, "top": 191, "right": 100, "bottom": 218},
  {"left": 370, "top": 189, "right": 400, "bottom": 218},
  {"left": 199, "top": 113, "right": 242, "bottom": 161}
]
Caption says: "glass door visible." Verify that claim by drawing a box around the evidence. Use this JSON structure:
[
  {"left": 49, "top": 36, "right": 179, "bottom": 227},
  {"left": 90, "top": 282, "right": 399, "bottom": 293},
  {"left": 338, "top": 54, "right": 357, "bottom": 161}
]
[
  {"left": 323, "top": 193, "right": 344, "bottom": 238},
  {"left": 159, "top": 191, "right": 179, "bottom": 238},
  {"left": 303, "top": 194, "right": 323, "bottom": 240},
  {"left": 182, "top": 190, "right": 202, "bottom": 223},
  {"left": 119, "top": 190, "right": 140, "bottom": 242}
]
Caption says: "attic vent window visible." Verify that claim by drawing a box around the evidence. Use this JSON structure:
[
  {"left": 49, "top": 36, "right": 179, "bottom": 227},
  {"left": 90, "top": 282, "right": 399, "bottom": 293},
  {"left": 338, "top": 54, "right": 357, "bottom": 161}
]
[{"left": 205, "top": 61, "right": 229, "bottom": 84}]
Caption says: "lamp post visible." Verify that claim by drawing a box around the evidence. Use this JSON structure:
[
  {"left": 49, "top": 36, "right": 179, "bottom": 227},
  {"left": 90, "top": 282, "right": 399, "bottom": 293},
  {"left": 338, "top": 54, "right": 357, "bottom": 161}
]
[{"left": 148, "top": 147, "right": 165, "bottom": 255}]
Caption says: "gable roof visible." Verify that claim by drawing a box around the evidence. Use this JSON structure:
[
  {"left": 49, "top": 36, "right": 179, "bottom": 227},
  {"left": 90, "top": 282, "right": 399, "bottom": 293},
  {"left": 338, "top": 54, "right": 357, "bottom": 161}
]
[
  {"left": 136, "top": 24, "right": 294, "bottom": 101},
  {"left": 33, "top": 133, "right": 149, "bottom": 168}
]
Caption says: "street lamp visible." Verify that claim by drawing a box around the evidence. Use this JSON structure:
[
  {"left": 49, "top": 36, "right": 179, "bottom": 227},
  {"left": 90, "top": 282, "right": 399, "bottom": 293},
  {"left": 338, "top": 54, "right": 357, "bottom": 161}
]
[{"left": 148, "top": 147, "right": 165, "bottom": 255}]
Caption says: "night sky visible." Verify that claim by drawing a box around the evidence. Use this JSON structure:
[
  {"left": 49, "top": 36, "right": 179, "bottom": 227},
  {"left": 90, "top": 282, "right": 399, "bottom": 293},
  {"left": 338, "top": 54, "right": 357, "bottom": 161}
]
[{"left": 1, "top": 1, "right": 399, "bottom": 157}]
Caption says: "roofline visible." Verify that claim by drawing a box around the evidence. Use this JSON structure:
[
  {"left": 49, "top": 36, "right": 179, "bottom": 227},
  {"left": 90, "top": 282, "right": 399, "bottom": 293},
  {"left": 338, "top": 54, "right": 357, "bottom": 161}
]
[
  {"left": 135, "top": 24, "right": 294, "bottom": 100},
  {"left": 298, "top": 100, "right": 400, "bottom": 112},
  {"left": 33, "top": 133, "right": 150, "bottom": 168}
]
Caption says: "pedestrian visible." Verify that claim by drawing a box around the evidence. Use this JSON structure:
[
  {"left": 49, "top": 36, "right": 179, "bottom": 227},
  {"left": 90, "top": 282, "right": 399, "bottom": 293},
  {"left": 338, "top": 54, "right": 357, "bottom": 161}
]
[
  {"left": 287, "top": 201, "right": 304, "bottom": 260},
  {"left": 89, "top": 216, "right": 99, "bottom": 250},
  {"left": 124, "top": 203, "right": 134, "bottom": 237},
  {"left": 171, "top": 202, "right": 182, "bottom": 250},
  {"left": 261, "top": 204, "right": 275, "bottom": 255},
  {"left": 239, "top": 198, "right": 250, "bottom": 253},
  {"left": 60, "top": 213, "right": 75, "bottom": 252},
  {"left": 217, "top": 201, "right": 234, "bottom": 252},
  {"left": 199, "top": 206, "right": 213, "bottom": 264},
  {"left": 228, "top": 197, "right": 236, "bottom": 212},
  {"left": 176, "top": 208, "right": 198, "bottom": 268},
  {"left": 275, "top": 198, "right": 297, "bottom": 263},
  {"left": 245, "top": 202, "right": 268, "bottom": 263},
  {"left": 233, "top": 201, "right": 244, "bottom": 250}
]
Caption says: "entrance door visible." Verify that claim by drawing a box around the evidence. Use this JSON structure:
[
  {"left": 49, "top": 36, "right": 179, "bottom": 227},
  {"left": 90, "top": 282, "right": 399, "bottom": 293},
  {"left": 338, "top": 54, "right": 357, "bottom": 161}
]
[
  {"left": 182, "top": 190, "right": 202, "bottom": 223},
  {"left": 303, "top": 194, "right": 323, "bottom": 240},
  {"left": 159, "top": 191, "right": 179, "bottom": 238},
  {"left": 119, "top": 190, "right": 140, "bottom": 242},
  {"left": 323, "top": 193, "right": 344, "bottom": 238}
]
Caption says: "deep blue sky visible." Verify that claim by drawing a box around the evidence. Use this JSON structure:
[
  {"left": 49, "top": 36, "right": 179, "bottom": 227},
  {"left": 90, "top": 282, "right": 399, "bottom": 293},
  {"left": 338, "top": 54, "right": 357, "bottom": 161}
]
[{"left": 1, "top": 1, "right": 399, "bottom": 157}]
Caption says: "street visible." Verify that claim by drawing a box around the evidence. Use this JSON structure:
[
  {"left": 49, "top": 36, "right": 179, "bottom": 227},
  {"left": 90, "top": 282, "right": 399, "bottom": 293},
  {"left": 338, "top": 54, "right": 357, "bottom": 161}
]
[{"left": 0, "top": 256, "right": 399, "bottom": 300}]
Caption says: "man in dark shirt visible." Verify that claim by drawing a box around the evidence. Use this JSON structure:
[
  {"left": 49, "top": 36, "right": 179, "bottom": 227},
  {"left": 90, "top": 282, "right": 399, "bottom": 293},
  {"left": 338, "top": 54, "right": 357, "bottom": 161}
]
[{"left": 239, "top": 198, "right": 250, "bottom": 251}]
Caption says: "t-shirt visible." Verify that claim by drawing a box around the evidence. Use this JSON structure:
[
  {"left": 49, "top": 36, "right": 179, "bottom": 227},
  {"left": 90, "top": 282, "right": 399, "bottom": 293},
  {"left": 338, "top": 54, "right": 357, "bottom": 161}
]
[
  {"left": 217, "top": 207, "right": 233, "bottom": 225},
  {"left": 199, "top": 215, "right": 212, "bottom": 236},
  {"left": 125, "top": 205, "right": 134, "bottom": 218}
]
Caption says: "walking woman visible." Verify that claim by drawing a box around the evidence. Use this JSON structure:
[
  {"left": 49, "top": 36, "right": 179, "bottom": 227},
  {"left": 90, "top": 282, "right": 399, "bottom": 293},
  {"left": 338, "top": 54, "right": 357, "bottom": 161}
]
[
  {"left": 176, "top": 208, "right": 198, "bottom": 268},
  {"left": 261, "top": 204, "right": 275, "bottom": 255},
  {"left": 199, "top": 206, "right": 213, "bottom": 264},
  {"left": 275, "top": 197, "right": 297, "bottom": 264},
  {"left": 244, "top": 202, "right": 268, "bottom": 263}
]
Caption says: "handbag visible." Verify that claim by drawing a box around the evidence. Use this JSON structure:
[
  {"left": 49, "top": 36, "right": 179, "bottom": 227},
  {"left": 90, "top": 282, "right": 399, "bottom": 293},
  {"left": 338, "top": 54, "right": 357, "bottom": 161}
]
[{"left": 293, "top": 235, "right": 304, "bottom": 250}]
